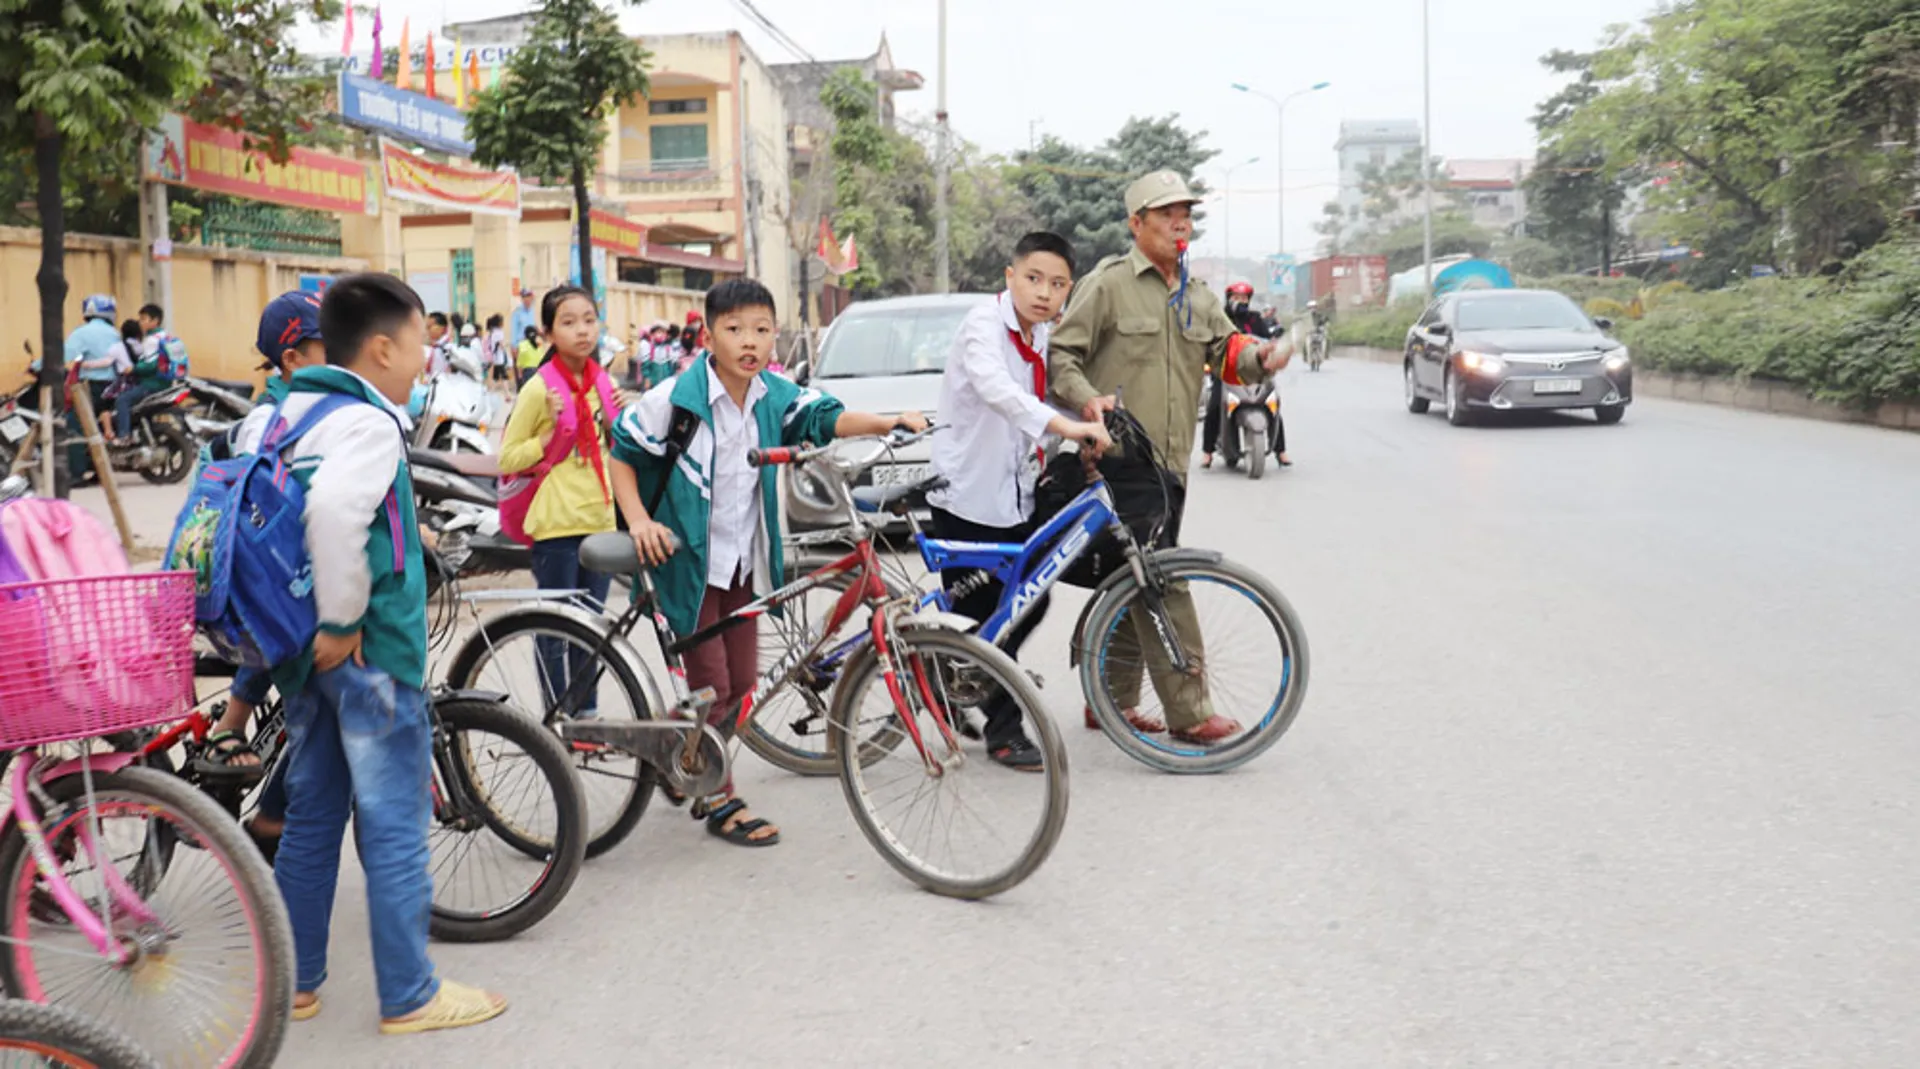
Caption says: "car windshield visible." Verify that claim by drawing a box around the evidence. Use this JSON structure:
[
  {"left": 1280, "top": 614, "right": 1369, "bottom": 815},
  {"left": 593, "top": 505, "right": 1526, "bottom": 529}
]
[
  {"left": 814, "top": 304, "right": 977, "bottom": 378},
  {"left": 1456, "top": 293, "right": 1593, "bottom": 332}
]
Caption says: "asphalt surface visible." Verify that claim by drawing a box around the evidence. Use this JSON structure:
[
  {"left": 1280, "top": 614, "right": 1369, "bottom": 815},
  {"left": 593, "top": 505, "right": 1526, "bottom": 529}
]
[{"left": 111, "top": 359, "right": 1920, "bottom": 1067}]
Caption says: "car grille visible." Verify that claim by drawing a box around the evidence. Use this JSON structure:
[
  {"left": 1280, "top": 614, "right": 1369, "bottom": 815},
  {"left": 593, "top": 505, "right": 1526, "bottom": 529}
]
[
  {"left": 1492, "top": 375, "right": 1619, "bottom": 407},
  {"left": 1499, "top": 353, "right": 1604, "bottom": 369}
]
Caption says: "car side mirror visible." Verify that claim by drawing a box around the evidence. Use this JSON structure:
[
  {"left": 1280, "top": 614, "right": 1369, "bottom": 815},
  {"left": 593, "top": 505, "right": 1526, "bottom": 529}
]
[
  {"left": 1592, "top": 317, "right": 1614, "bottom": 332},
  {"left": 1428, "top": 323, "right": 1452, "bottom": 338},
  {"left": 791, "top": 360, "right": 810, "bottom": 385}
]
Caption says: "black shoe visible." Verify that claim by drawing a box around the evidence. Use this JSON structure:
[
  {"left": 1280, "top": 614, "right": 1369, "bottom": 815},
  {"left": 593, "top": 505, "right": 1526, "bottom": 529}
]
[{"left": 987, "top": 736, "right": 1044, "bottom": 772}]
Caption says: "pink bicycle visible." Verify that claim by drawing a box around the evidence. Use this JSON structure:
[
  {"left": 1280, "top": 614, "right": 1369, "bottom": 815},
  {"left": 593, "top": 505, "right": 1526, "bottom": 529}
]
[{"left": 0, "top": 571, "right": 293, "bottom": 1068}]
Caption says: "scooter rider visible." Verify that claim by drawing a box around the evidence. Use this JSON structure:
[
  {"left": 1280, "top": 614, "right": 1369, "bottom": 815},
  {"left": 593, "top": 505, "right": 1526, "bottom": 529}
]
[{"left": 1202, "top": 282, "right": 1291, "bottom": 469}]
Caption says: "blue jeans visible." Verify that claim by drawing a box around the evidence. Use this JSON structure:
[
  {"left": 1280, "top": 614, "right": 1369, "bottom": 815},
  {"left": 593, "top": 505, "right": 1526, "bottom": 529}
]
[
  {"left": 529, "top": 535, "right": 611, "bottom": 717},
  {"left": 274, "top": 660, "right": 438, "bottom": 1018},
  {"left": 113, "top": 381, "right": 161, "bottom": 438}
]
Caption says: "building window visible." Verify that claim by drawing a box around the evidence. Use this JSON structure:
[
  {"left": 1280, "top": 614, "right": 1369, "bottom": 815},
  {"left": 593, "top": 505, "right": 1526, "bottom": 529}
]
[
  {"left": 648, "top": 98, "right": 709, "bottom": 115},
  {"left": 650, "top": 124, "right": 710, "bottom": 171}
]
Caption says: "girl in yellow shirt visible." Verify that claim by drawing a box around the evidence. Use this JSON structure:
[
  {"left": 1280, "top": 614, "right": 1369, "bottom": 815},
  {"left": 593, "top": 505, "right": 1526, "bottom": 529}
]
[{"left": 499, "top": 286, "right": 620, "bottom": 715}]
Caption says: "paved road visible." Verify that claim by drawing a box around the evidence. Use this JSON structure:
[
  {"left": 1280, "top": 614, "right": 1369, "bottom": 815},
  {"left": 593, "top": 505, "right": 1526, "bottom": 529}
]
[{"left": 229, "top": 358, "right": 1920, "bottom": 1066}]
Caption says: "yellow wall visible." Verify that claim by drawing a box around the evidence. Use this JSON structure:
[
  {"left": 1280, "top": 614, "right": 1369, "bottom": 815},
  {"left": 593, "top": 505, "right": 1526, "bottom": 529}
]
[{"left": 0, "top": 226, "right": 366, "bottom": 386}]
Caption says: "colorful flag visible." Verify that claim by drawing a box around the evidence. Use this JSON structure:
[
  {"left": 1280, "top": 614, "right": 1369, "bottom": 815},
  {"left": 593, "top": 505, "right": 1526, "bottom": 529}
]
[
  {"left": 424, "top": 31, "right": 436, "bottom": 99},
  {"left": 395, "top": 18, "right": 411, "bottom": 87},
  {"left": 370, "top": 7, "right": 384, "bottom": 79},
  {"left": 488, "top": 61, "right": 500, "bottom": 90},
  {"left": 840, "top": 234, "right": 859, "bottom": 273},
  {"left": 467, "top": 48, "right": 481, "bottom": 97},
  {"left": 453, "top": 37, "right": 466, "bottom": 107},
  {"left": 816, "top": 217, "right": 834, "bottom": 262},
  {"left": 340, "top": 2, "right": 354, "bottom": 56}
]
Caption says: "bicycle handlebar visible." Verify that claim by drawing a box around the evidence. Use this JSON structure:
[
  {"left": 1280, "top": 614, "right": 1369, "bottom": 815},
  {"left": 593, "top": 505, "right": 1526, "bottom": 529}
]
[{"left": 746, "top": 424, "right": 941, "bottom": 469}]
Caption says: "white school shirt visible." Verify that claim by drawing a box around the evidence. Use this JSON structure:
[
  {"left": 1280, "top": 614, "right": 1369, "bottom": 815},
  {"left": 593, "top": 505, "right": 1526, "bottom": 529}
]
[
  {"left": 705, "top": 364, "right": 769, "bottom": 589},
  {"left": 928, "top": 292, "right": 1063, "bottom": 529}
]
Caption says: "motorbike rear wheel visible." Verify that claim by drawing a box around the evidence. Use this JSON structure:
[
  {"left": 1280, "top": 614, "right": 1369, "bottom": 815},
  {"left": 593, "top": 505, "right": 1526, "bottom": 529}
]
[
  {"left": 1245, "top": 423, "right": 1266, "bottom": 480},
  {"left": 136, "top": 420, "right": 194, "bottom": 484}
]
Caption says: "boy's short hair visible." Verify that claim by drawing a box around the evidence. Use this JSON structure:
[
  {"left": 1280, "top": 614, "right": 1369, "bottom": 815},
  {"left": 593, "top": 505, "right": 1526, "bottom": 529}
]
[
  {"left": 523, "top": 326, "right": 539, "bottom": 342},
  {"left": 138, "top": 303, "right": 165, "bottom": 325},
  {"left": 485, "top": 313, "right": 504, "bottom": 330},
  {"left": 320, "top": 272, "right": 426, "bottom": 367},
  {"left": 1013, "top": 231, "right": 1076, "bottom": 276},
  {"left": 428, "top": 311, "right": 449, "bottom": 329},
  {"left": 706, "top": 278, "right": 777, "bottom": 322}
]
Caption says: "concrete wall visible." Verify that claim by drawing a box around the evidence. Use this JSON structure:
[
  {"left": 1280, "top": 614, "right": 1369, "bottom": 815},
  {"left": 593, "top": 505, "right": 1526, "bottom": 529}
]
[
  {"left": 1, "top": 226, "right": 366, "bottom": 387},
  {"left": 1335, "top": 345, "right": 1920, "bottom": 432}
]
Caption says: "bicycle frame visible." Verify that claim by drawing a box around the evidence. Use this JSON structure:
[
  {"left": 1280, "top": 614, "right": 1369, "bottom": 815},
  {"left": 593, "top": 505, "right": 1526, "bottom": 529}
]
[{"left": 0, "top": 750, "right": 155, "bottom": 966}]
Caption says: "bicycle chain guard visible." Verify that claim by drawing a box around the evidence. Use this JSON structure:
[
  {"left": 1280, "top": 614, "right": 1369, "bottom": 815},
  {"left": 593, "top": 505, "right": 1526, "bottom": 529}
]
[{"left": 556, "top": 719, "right": 730, "bottom": 798}]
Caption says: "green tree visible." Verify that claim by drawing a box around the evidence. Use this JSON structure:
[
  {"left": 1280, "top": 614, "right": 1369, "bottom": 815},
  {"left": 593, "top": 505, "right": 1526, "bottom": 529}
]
[
  {"left": 819, "top": 68, "right": 899, "bottom": 294},
  {"left": 470, "top": 0, "right": 651, "bottom": 302},
  {"left": 1526, "top": 49, "right": 1633, "bottom": 275},
  {"left": 0, "top": 0, "right": 217, "bottom": 412},
  {"left": 1016, "top": 115, "right": 1216, "bottom": 268}
]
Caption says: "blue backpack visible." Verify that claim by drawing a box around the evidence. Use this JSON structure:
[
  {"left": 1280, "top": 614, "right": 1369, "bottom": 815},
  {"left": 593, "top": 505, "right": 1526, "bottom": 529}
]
[{"left": 165, "top": 394, "right": 357, "bottom": 668}]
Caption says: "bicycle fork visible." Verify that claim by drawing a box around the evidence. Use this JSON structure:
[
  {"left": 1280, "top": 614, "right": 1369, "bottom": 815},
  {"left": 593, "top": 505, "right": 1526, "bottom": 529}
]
[{"left": 6, "top": 757, "right": 159, "bottom": 966}]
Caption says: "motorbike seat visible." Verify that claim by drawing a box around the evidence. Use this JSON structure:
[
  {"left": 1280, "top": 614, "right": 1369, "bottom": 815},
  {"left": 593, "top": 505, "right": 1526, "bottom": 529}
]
[
  {"left": 408, "top": 449, "right": 500, "bottom": 479},
  {"left": 852, "top": 474, "right": 948, "bottom": 515},
  {"left": 202, "top": 377, "right": 257, "bottom": 396},
  {"left": 578, "top": 530, "right": 683, "bottom": 576}
]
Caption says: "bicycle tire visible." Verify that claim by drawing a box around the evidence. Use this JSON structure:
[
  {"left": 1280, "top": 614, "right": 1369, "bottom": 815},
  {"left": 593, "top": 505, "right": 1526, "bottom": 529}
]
[
  {"left": 1079, "top": 554, "right": 1310, "bottom": 774},
  {"left": 428, "top": 697, "right": 588, "bottom": 943},
  {"left": 0, "top": 765, "right": 294, "bottom": 1069},
  {"left": 0, "top": 999, "right": 159, "bottom": 1069},
  {"left": 832, "top": 627, "right": 1068, "bottom": 900},
  {"left": 443, "top": 610, "right": 657, "bottom": 859},
  {"left": 739, "top": 556, "right": 908, "bottom": 777}
]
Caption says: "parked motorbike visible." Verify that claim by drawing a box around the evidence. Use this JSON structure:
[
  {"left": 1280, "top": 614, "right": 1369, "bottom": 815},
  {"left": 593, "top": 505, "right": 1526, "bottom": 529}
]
[
  {"left": 0, "top": 374, "right": 195, "bottom": 486},
  {"left": 181, "top": 375, "right": 257, "bottom": 442},
  {"left": 412, "top": 350, "right": 495, "bottom": 454},
  {"left": 410, "top": 449, "right": 527, "bottom": 587},
  {"left": 1218, "top": 380, "right": 1282, "bottom": 480}
]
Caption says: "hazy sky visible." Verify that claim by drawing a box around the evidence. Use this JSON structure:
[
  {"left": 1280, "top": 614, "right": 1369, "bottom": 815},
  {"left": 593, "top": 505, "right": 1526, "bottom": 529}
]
[{"left": 303, "top": 0, "right": 1658, "bottom": 259}]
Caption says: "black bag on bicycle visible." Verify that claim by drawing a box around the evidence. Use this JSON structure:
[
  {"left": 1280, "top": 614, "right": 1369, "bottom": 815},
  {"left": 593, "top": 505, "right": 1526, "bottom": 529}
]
[{"left": 1031, "top": 431, "right": 1184, "bottom": 590}]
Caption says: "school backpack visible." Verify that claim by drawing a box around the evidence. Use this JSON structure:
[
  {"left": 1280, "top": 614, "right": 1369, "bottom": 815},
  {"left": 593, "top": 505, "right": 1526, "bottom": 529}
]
[
  {"left": 0, "top": 498, "right": 129, "bottom": 580},
  {"left": 150, "top": 331, "right": 189, "bottom": 381},
  {"left": 497, "top": 360, "right": 623, "bottom": 546},
  {"left": 164, "top": 394, "right": 357, "bottom": 668}
]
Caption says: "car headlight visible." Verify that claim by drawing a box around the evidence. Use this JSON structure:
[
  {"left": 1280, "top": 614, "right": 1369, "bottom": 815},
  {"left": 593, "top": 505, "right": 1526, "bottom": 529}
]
[
  {"left": 1459, "top": 350, "right": 1505, "bottom": 375},
  {"left": 1603, "top": 348, "right": 1631, "bottom": 372}
]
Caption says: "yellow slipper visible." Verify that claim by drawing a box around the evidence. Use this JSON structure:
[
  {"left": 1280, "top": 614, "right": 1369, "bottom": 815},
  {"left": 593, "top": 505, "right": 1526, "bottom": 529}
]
[
  {"left": 379, "top": 979, "right": 507, "bottom": 1036},
  {"left": 292, "top": 994, "right": 320, "bottom": 1021}
]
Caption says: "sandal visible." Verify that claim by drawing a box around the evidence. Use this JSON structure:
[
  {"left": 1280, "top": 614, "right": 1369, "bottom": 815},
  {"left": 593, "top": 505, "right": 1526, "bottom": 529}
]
[
  {"left": 695, "top": 797, "right": 780, "bottom": 847},
  {"left": 1168, "top": 714, "right": 1244, "bottom": 745},
  {"left": 191, "top": 730, "right": 264, "bottom": 781},
  {"left": 1084, "top": 706, "right": 1167, "bottom": 734},
  {"left": 379, "top": 979, "right": 507, "bottom": 1035},
  {"left": 292, "top": 993, "right": 320, "bottom": 1021}
]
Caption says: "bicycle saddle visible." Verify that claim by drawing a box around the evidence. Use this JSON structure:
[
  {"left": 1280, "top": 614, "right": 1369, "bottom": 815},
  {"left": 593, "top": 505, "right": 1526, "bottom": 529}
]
[
  {"left": 579, "top": 530, "right": 683, "bottom": 574},
  {"left": 852, "top": 474, "right": 948, "bottom": 515}
]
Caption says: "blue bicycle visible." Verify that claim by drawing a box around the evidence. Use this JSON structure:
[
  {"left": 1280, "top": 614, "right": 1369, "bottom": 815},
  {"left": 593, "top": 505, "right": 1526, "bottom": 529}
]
[{"left": 748, "top": 415, "right": 1310, "bottom": 775}]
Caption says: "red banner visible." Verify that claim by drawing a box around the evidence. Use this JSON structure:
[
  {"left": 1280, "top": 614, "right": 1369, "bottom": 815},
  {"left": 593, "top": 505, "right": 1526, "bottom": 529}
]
[
  {"left": 379, "top": 140, "right": 520, "bottom": 216},
  {"left": 574, "top": 208, "right": 646, "bottom": 256},
  {"left": 143, "top": 115, "right": 377, "bottom": 216}
]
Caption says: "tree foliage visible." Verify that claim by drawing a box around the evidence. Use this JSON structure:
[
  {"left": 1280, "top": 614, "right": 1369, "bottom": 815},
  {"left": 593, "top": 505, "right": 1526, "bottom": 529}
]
[
  {"left": 470, "top": 0, "right": 651, "bottom": 301},
  {"left": 1525, "top": 49, "right": 1634, "bottom": 275},
  {"left": 1014, "top": 115, "right": 1217, "bottom": 268}
]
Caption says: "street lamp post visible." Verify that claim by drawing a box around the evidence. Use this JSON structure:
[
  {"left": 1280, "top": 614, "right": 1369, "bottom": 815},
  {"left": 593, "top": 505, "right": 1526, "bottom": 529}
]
[
  {"left": 1231, "top": 79, "right": 1330, "bottom": 269},
  {"left": 1223, "top": 155, "right": 1260, "bottom": 270},
  {"left": 1422, "top": 0, "right": 1435, "bottom": 295}
]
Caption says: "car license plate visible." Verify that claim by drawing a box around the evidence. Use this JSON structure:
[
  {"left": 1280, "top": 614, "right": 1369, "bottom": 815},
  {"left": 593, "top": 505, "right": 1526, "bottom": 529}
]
[
  {"left": 0, "top": 415, "right": 28, "bottom": 444},
  {"left": 871, "top": 463, "right": 932, "bottom": 488},
  {"left": 1533, "top": 378, "right": 1583, "bottom": 395}
]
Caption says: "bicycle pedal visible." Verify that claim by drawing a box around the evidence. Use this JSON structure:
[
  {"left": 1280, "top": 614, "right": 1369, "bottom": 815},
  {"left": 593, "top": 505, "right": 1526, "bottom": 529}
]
[{"left": 679, "top": 686, "right": 718, "bottom": 716}]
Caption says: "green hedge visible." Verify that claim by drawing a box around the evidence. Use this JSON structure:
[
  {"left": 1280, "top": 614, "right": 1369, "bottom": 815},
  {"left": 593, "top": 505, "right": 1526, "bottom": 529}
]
[
  {"left": 1621, "top": 236, "right": 1920, "bottom": 408},
  {"left": 1329, "top": 302, "right": 1422, "bottom": 351}
]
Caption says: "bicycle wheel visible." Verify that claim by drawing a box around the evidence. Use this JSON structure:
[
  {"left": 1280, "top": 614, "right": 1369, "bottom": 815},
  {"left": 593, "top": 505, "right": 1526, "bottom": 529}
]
[
  {"left": 1079, "top": 552, "right": 1310, "bottom": 775},
  {"left": 832, "top": 627, "right": 1068, "bottom": 900},
  {"left": 740, "top": 556, "right": 906, "bottom": 777},
  {"left": 0, "top": 765, "right": 293, "bottom": 1069},
  {"left": 444, "top": 611, "right": 656, "bottom": 859},
  {"left": 427, "top": 697, "right": 587, "bottom": 944},
  {"left": 0, "top": 999, "right": 158, "bottom": 1069}
]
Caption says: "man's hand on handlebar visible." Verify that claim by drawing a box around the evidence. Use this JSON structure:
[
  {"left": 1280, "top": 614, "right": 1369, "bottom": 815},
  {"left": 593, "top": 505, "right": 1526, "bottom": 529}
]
[
  {"left": 1052, "top": 415, "right": 1112, "bottom": 458},
  {"left": 891, "top": 410, "right": 929, "bottom": 435},
  {"left": 1081, "top": 395, "right": 1118, "bottom": 422},
  {"left": 631, "top": 519, "right": 677, "bottom": 567}
]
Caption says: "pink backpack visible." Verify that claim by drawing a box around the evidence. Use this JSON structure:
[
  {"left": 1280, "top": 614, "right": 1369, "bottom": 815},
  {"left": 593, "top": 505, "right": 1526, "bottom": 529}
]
[
  {"left": 498, "top": 360, "right": 620, "bottom": 546},
  {"left": 0, "top": 499, "right": 130, "bottom": 579}
]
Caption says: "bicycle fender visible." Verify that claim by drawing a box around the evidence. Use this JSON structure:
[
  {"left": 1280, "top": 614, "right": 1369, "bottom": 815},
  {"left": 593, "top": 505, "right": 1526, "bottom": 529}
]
[
  {"left": 456, "top": 601, "right": 668, "bottom": 719},
  {"left": 899, "top": 609, "right": 980, "bottom": 634},
  {"left": 432, "top": 687, "right": 512, "bottom": 707},
  {"left": 1066, "top": 547, "right": 1227, "bottom": 668},
  {"left": 44, "top": 752, "right": 140, "bottom": 781}
]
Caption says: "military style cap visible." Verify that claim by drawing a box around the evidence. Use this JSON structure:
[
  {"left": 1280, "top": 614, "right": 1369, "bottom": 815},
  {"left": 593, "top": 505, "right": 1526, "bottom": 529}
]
[{"left": 1125, "top": 170, "right": 1200, "bottom": 215}]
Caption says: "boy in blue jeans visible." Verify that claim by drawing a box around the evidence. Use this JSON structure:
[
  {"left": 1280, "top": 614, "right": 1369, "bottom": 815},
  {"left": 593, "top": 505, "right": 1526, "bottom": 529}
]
[{"left": 236, "top": 273, "right": 505, "bottom": 1033}]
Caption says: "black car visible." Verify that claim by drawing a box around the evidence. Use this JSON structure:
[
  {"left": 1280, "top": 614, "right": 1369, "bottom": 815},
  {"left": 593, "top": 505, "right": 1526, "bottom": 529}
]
[{"left": 1403, "top": 289, "right": 1633, "bottom": 426}]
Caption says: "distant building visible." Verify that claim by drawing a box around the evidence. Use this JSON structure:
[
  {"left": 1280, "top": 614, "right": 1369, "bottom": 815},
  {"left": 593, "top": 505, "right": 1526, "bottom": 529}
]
[
  {"left": 1333, "top": 119, "right": 1423, "bottom": 242},
  {"left": 1444, "top": 158, "right": 1532, "bottom": 235}
]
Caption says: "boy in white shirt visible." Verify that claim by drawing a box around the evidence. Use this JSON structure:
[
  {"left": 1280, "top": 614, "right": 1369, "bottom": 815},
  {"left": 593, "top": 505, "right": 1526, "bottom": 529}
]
[{"left": 927, "top": 232, "right": 1111, "bottom": 770}]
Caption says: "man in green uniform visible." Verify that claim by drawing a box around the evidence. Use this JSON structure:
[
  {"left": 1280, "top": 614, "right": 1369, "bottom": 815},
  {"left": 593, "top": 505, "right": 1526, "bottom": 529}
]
[{"left": 1049, "top": 169, "right": 1288, "bottom": 744}]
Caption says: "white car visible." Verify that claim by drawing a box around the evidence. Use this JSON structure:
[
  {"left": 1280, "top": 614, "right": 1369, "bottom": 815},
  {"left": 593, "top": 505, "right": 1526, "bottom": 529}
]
[{"left": 785, "top": 293, "right": 992, "bottom": 532}]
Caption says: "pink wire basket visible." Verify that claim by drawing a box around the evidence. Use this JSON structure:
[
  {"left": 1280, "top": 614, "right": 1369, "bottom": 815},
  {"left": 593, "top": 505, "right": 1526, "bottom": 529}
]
[{"left": 0, "top": 572, "right": 197, "bottom": 750}]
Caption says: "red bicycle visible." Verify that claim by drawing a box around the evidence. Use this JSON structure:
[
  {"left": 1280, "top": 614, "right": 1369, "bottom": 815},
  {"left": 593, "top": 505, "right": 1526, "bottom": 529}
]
[{"left": 472, "top": 431, "right": 1070, "bottom": 899}]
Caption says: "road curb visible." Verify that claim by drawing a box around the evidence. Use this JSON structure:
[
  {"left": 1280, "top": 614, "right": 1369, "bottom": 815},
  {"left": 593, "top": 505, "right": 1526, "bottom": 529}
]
[{"left": 1333, "top": 346, "right": 1920, "bottom": 433}]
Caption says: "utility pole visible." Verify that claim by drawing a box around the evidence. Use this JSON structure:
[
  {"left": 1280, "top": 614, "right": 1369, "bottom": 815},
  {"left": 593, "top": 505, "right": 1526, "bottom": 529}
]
[
  {"left": 1421, "top": 0, "right": 1435, "bottom": 295},
  {"left": 932, "top": 0, "right": 951, "bottom": 293},
  {"left": 1029, "top": 118, "right": 1042, "bottom": 152},
  {"left": 138, "top": 134, "right": 173, "bottom": 316}
]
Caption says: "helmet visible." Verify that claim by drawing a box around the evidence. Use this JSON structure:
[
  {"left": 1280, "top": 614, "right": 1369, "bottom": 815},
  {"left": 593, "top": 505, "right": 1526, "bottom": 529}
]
[
  {"left": 1225, "top": 282, "right": 1254, "bottom": 298},
  {"left": 81, "top": 294, "right": 117, "bottom": 321},
  {"left": 1307, "top": 300, "right": 1319, "bottom": 310}
]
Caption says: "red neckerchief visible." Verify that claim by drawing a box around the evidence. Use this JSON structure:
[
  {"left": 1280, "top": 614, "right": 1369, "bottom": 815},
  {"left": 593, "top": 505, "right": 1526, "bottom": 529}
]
[
  {"left": 550, "top": 356, "right": 610, "bottom": 504},
  {"left": 1008, "top": 327, "right": 1046, "bottom": 401}
]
